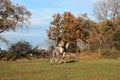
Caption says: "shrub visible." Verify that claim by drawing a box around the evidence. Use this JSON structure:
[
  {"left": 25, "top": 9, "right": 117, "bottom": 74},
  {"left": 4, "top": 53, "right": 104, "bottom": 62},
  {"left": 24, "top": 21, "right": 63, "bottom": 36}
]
[
  {"left": 0, "top": 49, "right": 7, "bottom": 60},
  {"left": 113, "top": 28, "right": 120, "bottom": 51},
  {"left": 31, "top": 47, "right": 50, "bottom": 59},
  {"left": 7, "top": 41, "right": 32, "bottom": 61},
  {"left": 101, "top": 49, "right": 119, "bottom": 59}
]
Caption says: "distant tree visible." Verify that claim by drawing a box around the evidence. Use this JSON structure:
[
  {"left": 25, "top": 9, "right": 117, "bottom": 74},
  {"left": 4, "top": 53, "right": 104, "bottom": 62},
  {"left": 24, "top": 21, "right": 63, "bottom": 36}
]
[
  {"left": 93, "top": 0, "right": 120, "bottom": 21},
  {"left": 0, "top": 0, "right": 31, "bottom": 44},
  {"left": 93, "top": 0, "right": 120, "bottom": 52}
]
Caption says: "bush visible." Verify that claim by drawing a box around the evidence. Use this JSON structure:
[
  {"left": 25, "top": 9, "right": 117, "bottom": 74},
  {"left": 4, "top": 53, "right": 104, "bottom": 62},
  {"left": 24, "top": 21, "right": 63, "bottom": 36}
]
[
  {"left": 113, "top": 28, "right": 120, "bottom": 51},
  {"left": 7, "top": 41, "right": 32, "bottom": 61},
  {"left": 31, "top": 48, "right": 50, "bottom": 59},
  {"left": 0, "top": 49, "right": 7, "bottom": 60},
  {"left": 101, "top": 49, "right": 119, "bottom": 59}
]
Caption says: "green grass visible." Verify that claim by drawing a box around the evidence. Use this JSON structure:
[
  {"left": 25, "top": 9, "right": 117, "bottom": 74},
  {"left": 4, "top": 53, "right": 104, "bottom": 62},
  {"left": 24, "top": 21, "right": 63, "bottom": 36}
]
[{"left": 0, "top": 59, "right": 120, "bottom": 80}]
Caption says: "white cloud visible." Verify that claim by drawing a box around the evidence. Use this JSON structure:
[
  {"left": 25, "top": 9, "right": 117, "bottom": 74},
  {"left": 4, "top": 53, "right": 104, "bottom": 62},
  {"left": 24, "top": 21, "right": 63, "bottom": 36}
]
[
  {"left": 30, "top": 9, "right": 53, "bottom": 26},
  {"left": 12, "top": 0, "right": 96, "bottom": 27},
  {"left": 2, "top": 32, "right": 40, "bottom": 37}
]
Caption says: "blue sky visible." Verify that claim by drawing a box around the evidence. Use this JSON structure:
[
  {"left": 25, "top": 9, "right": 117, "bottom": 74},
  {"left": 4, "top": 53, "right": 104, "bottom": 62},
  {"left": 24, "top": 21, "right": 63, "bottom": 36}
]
[{"left": 0, "top": 0, "right": 96, "bottom": 49}]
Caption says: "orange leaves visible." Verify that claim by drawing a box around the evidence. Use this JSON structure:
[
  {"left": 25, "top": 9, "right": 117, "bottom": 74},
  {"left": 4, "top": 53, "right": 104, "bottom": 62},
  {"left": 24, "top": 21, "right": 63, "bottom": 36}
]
[
  {"left": 62, "top": 12, "right": 79, "bottom": 29},
  {"left": 47, "top": 12, "right": 91, "bottom": 45}
]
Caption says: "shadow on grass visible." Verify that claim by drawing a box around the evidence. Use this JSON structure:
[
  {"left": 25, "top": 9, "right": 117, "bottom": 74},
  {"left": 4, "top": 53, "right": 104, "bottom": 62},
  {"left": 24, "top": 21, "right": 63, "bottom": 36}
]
[
  {"left": 66, "top": 60, "right": 76, "bottom": 63},
  {"left": 49, "top": 60, "right": 78, "bottom": 65}
]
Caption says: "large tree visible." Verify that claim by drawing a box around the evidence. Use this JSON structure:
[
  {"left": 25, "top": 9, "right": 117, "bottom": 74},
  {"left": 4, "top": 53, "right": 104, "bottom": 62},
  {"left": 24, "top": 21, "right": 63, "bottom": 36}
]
[
  {"left": 0, "top": 0, "right": 31, "bottom": 44},
  {"left": 47, "top": 12, "right": 91, "bottom": 52}
]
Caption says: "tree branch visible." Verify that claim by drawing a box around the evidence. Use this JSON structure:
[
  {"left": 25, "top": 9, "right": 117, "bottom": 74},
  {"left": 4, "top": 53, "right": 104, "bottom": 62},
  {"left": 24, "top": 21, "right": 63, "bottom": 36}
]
[{"left": 0, "top": 27, "right": 7, "bottom": 33}]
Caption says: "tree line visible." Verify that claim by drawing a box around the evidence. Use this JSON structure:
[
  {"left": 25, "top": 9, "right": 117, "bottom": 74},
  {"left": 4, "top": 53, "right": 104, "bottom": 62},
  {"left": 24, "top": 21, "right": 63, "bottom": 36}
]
[
  {"left": 46, "top": 0, "right": 120, "bottom": 58},
  {"left": 0, "top": 0, "right": 120, "bottom": 61}
]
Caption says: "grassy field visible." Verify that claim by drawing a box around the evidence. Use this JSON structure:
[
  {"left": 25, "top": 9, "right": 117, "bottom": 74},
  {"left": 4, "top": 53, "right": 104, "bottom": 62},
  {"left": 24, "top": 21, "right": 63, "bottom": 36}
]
[{"left": 0, "top": 59, "right": 120, "bottom": 80}]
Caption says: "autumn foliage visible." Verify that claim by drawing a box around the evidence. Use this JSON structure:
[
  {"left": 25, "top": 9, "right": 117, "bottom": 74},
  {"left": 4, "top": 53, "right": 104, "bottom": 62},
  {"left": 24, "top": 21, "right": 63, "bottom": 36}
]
[
  {"left": 47, "top": 4, "right": 120, "bottom": 58},
  {"left": 0, "top": 0, "right": 31, "bottom": 44}
]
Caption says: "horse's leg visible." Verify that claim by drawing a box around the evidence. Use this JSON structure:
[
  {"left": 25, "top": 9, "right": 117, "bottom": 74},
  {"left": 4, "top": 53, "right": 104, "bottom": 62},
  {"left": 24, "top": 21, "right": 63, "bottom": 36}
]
[
  {"left": 59, "top": 52, "right": 66, "bottom": 64},
  {"left": 50, "top": 53, "right": 54, "bottom": 63},
  {"left": 50, "top": 58, "right": 53, "bottom": 63},
  {"left": 55, "top": 58, "right": 58, "bottom": 62},
  {"left": 50, "top": 50, "right": 55, "bottom": 63},
  {"left": 55, "top": 51, "right": 60, "bottom": 63}
]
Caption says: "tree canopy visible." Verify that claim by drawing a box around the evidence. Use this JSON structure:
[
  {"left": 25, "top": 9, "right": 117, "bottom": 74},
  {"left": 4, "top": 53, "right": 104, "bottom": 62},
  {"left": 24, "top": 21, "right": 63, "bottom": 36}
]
[
  {"left": 47, "top": 12, "right": 90, "bottom": 43},
  {"left": 0, "top": 0, "right": 31, "bottom": 45},
  {"left": 0, "top": 0, "right": 32, "bottom": 33}
]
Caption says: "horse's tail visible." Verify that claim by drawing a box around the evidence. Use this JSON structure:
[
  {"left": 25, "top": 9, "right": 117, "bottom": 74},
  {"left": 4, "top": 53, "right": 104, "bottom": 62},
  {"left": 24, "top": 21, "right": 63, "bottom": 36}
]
[{"left": 65, "top": 43, "right": 69, "bottom": 49}]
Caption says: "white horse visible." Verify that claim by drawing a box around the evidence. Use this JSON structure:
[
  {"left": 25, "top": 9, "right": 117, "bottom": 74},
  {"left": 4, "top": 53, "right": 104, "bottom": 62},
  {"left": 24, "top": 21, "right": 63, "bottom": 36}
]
[{"left": 50, "top": 43, "right": 69, "bottom": 63}]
